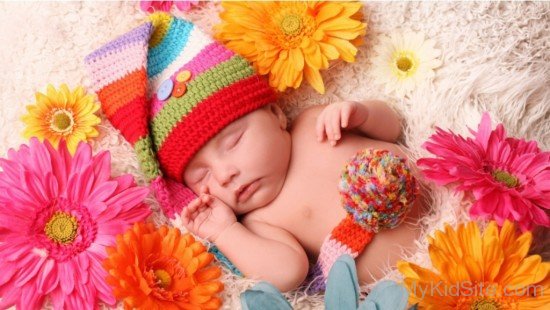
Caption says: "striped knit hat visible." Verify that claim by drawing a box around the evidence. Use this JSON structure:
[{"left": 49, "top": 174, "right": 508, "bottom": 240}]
[{"left": 84, "top": 13, "right": 276, "bottom": 219}]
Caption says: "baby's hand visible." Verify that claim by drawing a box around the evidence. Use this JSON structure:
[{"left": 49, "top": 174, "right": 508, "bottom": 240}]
[
  {"left": 181, "top": 186, "right": 237, "bottom": 242},
  {"left": 316, "top": 101, "right": 369, "bottom": 146}
]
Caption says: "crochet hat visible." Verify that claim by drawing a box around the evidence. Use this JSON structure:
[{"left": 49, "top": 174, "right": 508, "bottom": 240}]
[{"left": 84, "top": 13, "right": 276, "bottom": 219}]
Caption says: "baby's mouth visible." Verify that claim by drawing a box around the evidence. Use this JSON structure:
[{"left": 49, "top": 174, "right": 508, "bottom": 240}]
[
  {"left": 236, "top": 183, "right": 251, "bottom": 201},
  {"left": 236, "top": 179, "right": 260, "bottom": 203}
]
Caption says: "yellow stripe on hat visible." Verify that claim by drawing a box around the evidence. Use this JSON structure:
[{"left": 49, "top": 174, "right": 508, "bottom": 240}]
[{"left": 149, "top": 12, "right": 173, "bottom": 48}]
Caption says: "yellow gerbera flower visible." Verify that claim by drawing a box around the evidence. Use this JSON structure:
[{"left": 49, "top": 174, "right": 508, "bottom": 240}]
[
  {"left": 21, "top": 84, "right": 101, "bottom": 154},
  {"left": 371, "top": 30, "right": 442, "bottom": 97},
  {"left": 398, "top": 221, "right": 550, "bottom": 309},
  {"left": 214, "top": 1, "right": 367, "bottom": 94}
]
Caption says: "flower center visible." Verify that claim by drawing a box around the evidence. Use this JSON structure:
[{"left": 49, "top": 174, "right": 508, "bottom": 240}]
[
  {"left": 154, "top": 269, "right": 172, "bottom": 289},
  {"left": 272, "top": 5, "right": 315, "bottom": 49},
  {"left": 280, "top": 14, "right": 302, "bottom": 36},
  {"left": 492, "top": 170, "right": 519, "bottom": 188},
  {"left": 391, "top": 51, "right": 419, "bottom": 79},
  {"left": 44, "top": 211, "right": 78, "bottom": 244},
  {"left": 396, "top": 57, "right": 413, "bottom": 72},
  {"left": 470, "top": 298, "right": 500, "bottom": 310},
  {"left": 50, "top": 109, "right": 74, "bottom": 134}
]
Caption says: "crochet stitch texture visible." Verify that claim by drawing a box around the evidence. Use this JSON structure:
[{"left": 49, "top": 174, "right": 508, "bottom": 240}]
[
  {"left": 84, "top": 12, "right": 277, "bottom": 279},
  {"left": 84, "top": 13, "right": 276, "bottom": 219},
  {"left": 309, "top": 149, "right": 419, "bottom": 292}
]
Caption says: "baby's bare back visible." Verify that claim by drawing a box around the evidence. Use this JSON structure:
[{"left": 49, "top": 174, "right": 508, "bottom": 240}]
[{"left": 246, "top": 106, "right": 425, "bottom": 285}]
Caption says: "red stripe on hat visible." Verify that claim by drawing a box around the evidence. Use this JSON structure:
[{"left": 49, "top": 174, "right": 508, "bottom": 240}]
[
  {"left": 157, "top": 75, "right": 277, "bottom": 182},
  {"left": 108, "top": 95, "right": 150, "bottom": 145}
]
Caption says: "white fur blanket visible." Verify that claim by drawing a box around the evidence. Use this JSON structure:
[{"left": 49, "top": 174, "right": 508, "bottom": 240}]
[{"left": 0, "top": 1, "right": 548, "bottom": 309}]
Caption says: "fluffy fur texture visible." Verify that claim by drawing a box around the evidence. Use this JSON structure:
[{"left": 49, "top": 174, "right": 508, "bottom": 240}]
[{"left": 0, "top": 1, "right": 548, "bottom": 309}]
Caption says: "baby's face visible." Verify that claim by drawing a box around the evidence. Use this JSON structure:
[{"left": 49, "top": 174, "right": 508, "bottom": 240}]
[{"left": 183, "top": 104, "right": 291, "bottom": 215}]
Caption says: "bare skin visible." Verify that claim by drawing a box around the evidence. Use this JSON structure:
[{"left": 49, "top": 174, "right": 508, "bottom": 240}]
[
  {"left": 248, "top": 105, "right": 425, "bottom": 284},
  {"left": 247, "top": 104, "right": 426, "bottom": 283},
  {"left": 181, "top": 101, "right": 425, "bottom": 291}
]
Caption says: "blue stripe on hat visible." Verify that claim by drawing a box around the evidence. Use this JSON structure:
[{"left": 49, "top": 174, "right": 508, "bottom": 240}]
[{"left": 147, "top": 18, "right": 194, "bottom": 78}]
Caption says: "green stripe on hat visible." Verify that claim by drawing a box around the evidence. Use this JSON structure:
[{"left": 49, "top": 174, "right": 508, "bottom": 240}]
[
  {"left": 151, "top": 55, "right": 254, "bottom": 148},
  {"left": 134, "top": 136, "right": 161, "bottom": 180}
]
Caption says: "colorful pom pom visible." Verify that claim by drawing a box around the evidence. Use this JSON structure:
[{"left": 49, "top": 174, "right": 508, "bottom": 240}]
[{"left": 339, "top": 149, "right": 419, "bottom": 233}]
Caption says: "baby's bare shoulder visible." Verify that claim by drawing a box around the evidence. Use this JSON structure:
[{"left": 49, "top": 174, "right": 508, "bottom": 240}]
[
  {"left": 291, "top": 104, "right": 326, "bottom": 128},
  {"left": 289, "top": 105, "right": 326, "bottom": 145}
]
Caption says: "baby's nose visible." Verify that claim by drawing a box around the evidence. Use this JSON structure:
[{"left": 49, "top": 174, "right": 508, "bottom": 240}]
[{"left": 213, "top": 165, "right": 239, "bottom": 187}]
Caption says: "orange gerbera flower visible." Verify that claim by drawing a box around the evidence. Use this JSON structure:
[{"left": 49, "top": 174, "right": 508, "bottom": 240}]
[
  {"left": 103, "top": 223, "right": 224, "bottom": 309},
  {"left": 214, "top": 1, "right": 366, "bottom": 94},
  {"left": 398, "top": 221, "right": 550, "bottom": 309}
]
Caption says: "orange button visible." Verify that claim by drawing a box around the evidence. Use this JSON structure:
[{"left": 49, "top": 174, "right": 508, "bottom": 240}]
[
  {"left": 176, "top": 70, "right": 192, "bottom": 82},
  {"left": 172, "top": 82, "right": 187, "bottom": 98}
]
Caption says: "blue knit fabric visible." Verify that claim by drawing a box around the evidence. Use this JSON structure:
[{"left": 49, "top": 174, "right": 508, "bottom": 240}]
[
  {"left": 208, "top": 245, "right": 243, "bottom": 277},
  {"left": 147, "top": 18, "right": 194, "bottom": 77}
]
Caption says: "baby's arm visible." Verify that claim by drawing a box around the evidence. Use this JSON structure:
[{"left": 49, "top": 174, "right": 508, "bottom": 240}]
[
  {"left": 216, "top": 218, "right": 309, "bottom": 292},
  {"left": 316, "top": 100, "right": 402, "bottom": 143},
  {"left": 181, "top": 191, "right": 309, "bottom": 292}
]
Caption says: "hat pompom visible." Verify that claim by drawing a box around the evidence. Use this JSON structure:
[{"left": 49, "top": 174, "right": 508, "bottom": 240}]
[{"left": 339, "top": 149, "right": 418, "bottom": 233}]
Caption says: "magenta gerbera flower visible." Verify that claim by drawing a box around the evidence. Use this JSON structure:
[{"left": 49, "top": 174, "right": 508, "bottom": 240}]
[
  {"left": 140, "top": 0, "right": 200, "bottom": 13},
  {"left": 0, "top": 138, "right": 151, "bottom": 309},
  {"left": 418, "top": 112, "right": 550, "bottom": 232}
]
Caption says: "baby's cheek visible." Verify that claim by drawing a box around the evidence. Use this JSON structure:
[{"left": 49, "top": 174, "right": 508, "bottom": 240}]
[{"left": 184, "top": 181, "right": 202, "bottom": 198}]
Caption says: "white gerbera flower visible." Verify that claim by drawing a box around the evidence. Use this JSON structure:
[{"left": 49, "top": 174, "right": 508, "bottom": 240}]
[{"left": 371, "top": 30, "right": 442, "bottom": 97}]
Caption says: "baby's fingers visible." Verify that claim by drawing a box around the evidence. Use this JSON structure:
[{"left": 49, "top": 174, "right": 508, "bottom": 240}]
[
  {"left": 328, "top": 110, "right": 342, "bottom": 146},
  {"left": 183, "top": 197, "right": 205, "bottom": 221},
  {"left": 193, "top": 208, "right": 210, "bottom": 227},
  {"left": 340, "top": 103, "right": 352, "bottom": 128},
  {"left": 316, "top": 112, "right": 327, "bottom": 142},
  {"left": 187, "top": 197, "right": 202, "bottom": 213},
  {"left": 181, "top": 203, "right": 194, "bottom": 226}
]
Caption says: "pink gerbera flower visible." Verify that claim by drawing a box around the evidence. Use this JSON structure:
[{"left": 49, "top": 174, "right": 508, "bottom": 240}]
[
  {"left": 140, "top": 1, "right": 200, "bottom": 13},
  {"left": 418, "top": 113, "right": 550, "bottom": 231},
  {"left": 0, "top": 138, "right": 150, "bottom": 309}
]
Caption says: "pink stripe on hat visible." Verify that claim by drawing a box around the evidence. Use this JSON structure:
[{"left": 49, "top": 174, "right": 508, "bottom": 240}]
[
  {"left": 150, "top": 42, "right": 235, "bottom": 117},
  {"left": 172, "top": 41, "right": 235, "bottom": 79},
  {"left": 87, "top": 42, "right": 147, "bottom": 92}
]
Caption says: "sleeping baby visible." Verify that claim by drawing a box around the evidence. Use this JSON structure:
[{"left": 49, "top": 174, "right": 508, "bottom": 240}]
[
  {"left": 85, "top": 13, "right": 424, "bottom": 293},
  {"left": 181, "top": 100, "right": 423, "bottom": 292}
]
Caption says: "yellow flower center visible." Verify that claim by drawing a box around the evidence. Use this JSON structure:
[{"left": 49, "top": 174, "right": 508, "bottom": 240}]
[
  {"left": 280, "top": 14, "right": 302, "bottom": 36},
  {"left": 492, "top": 170, "right": 519, "bottom": 188},
  {"left": 272, "top": 5, "right": 314, "bottom": 49},
  {"left": 397, "top": 57, "right": 413, "bottom": 72},
  {"left": 50, "top": 109, "right": 74, "bottom": 134},
  {"left": 44, "top": 211, "right": 78, "bottom": 244},
  {"left": 154, "top": 269, "right": 172, "bottom": 289},
  {"left": 470, "top": 298, "right": 501, "bottom": 310},
  {"left": 392, "top": 51, "right": 419, "bottom": 79}
]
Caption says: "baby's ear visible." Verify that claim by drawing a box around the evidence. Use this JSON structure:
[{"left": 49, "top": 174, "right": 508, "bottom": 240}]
[{"left": 267, "top": 103, "right": 288, "bottom": 130}]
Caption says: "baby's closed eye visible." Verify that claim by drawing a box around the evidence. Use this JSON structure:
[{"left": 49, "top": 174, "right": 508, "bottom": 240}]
[
  {"left": 223, "top": 131, "right": 243, "bottom": 150},
  {"left": 190, "top": 168, "right": 209, "bottom": 184}
]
